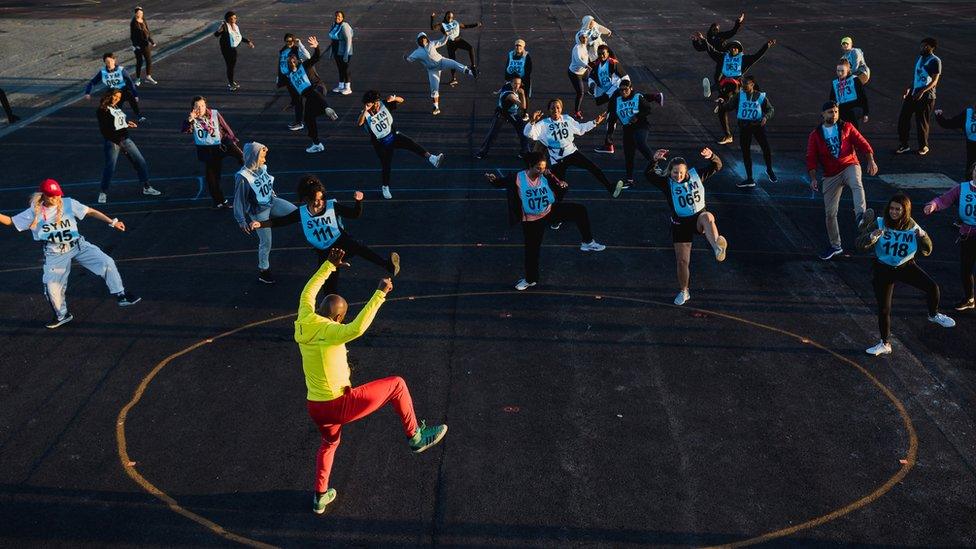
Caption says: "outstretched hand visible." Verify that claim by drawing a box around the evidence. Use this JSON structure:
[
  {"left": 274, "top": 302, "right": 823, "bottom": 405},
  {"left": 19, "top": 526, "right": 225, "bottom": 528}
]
[
  {"left": 767, "top": 38, "right": 777, "bottom": 47},
  {"left": 923, "top": 202, "right": 937, "bottom": 215},
  {"left": 377, "top": 278, "right": 393, "bottom": 294},
  {"left": 700, "top": 147, "right": 714, "bottom": 159},
  {"left": 529, "top": 110, "right": 543, "bottom": 123},
  {"left": 653, "top": 148, "right": 668, "bottom": 161},
  {"left": 594, "top": 112, "right": 608, "bottom": 125},
  {"left": 737, "top": 13, "right": 745, "bottom": 23},
  {"left": 354, "top": 191, "right": 364, "bottom": 201},
  {"left": 307, "top": 36, "right": 318, "bottom": 49},
  {"left": 484, "top": 172, "right": 498, "bottom": 183},
  {"left": 328, "top": 247, "right": 348, "bottom": 267}
]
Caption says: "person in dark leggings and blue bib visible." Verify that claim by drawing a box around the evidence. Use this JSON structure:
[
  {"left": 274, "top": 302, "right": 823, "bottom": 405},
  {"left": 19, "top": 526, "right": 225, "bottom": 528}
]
[
  {"left": 181, "top": 96, "right": 243, "bottom": 208},
  {"left": 485, "top": 151, "right": 606, "bottom": 291},
  {"left": 895, "top": 37, "right": 941, "bottom": 156},
  {"left": 358, "top": 90, "right": 443, "bottom": 199},
  {"left": 718, "top": 75, "right": 775, "bottom": 188},
  {"left": 829, "top": 59, "right": 869, "bottom": 129},
  {"left": 278, "top": 34, "right": 311, "bottom": 131},
  {"left": 252, "top": 175, "right": 400, "bottom": 296},
  {"left": 645, "top": 148, "right": 727, "bottom": 306},
  {"left": 606, "top": 79, "right": 663, "bottom": 189},
  {"left": 476, "top": 76, "right": 530, "bottom": 160},
  {"left": 327, "top": 11, "right": 354, "bottom": 95},
  {"left": 588, "top": 45, "right": 630, "bottom": 155},
  {"left": 856, "top": 193, "right": 955, "bottom": 356},
  {"left": 924, "top": 165, "right": 976, "bottom": 311},
  {"left": 430, "top": 10, "right": 481, "bottom": 87},
  {"left": 935, "top": 104, "right": 976, "bottom": 179},
  {"left": 284, "top": 36, "right": 339, "bottom": 154}
]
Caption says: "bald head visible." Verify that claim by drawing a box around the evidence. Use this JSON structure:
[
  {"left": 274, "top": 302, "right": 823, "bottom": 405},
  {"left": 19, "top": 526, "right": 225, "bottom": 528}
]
[{"left": 321, "top": 294, "right": 348, "bottom": 322}]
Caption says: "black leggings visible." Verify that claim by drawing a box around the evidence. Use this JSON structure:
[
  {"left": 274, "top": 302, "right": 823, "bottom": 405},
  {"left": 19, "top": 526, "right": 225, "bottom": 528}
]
[
  {"left": 303, "top": 91, "right": 332, "bottom": 143},
  {"left": 961, "top": 236, "right": 976, "bottom": 301},
  {"left": 478, "top": 111, "right": 528, "bottom": 156},
  {"left": 522, "top": 202, "right": 593, "bottom": 283},
  {"left": 119, "top": 88, "right": 141, "bottom": 117},
  {"left": 567, "top": 70, "right": 587, "bottom": 114},
  {"left": 965, "top": 140, "right": 976, "bottom": 180},
  {"left": 372, "top": 133, "right": 428, "bottom": 186},
  {"left": 201, "top": 143, "right": 243, "bottom": 205},
  {"left": 134, "top": 46, "right": 153, "bottom": 77},
  {"left": 872, "top": 260, "right": 940, "bottom": 342},
  {"left": 739, "top": 124, "right": 773, "bottom": 180},
  {"left": 717, "top": 80, "right": 739, "bottom": 137},
  {"left": 333, "top": 54, "right": 351, "bottom": 82},
  {"left": 447, "top": 38, "right": 475, "bottom": 78},
  {"left": 315, "top": 232, "right": 396, "bottom": 295},
  {"left": 0, "top": 87, "right": 16, "bottom": 122},
  {"left": 622, "top": 125, "right": 653, "bottom": 179},
  {"left": 551, "top": 150, "right": 614, "bottom": 194},
  {"left": 595, "top": 94, "right": 617, "bottom": 144},
  {"left": 221, "top": 47, "right": 238, "bottom": 85}
]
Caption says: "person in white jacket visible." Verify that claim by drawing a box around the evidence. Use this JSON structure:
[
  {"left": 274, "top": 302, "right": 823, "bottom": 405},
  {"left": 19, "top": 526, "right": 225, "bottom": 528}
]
[
  {"left": 567, "top": 32, "right": 590, "bottom": 120},
  {"left": 575, "top": 15, "right": 611, "bottom": 62},
  {"left": 404, "top": 32, "right": 478, "bottom": 115}
]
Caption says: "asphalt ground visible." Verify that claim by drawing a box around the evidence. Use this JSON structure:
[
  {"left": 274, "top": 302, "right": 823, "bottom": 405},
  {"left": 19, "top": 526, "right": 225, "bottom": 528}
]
[{"left": 0, "top": 1, "right": 974, "bottom": 547}]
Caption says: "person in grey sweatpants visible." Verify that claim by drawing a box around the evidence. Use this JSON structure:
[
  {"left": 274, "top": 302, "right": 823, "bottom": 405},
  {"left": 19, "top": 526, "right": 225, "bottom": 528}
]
[{"left": 233, "top": 142, "right": 297, "bottom": 284}]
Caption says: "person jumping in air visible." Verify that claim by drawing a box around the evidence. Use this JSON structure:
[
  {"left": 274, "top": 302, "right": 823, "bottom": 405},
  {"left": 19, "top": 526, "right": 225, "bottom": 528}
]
[
  {"left": 358, "top": 90, "right": 444, "bottom": 199},
  {"left": 692, "top": 32, "right": 775, "bottom": 145},
  {"left": 839, "top": 36, "right": 871, "bottom": 85},
  {"left": 285, "top": 36, "right": 339, "bottom": 153},
  {"left": 588, "top": 44, "right": 630, "bottom": 155},
  {"left": 691, "top": 12, "right": 744, "bottom": 97},
  {"left": 252, "top": 175, "right": 400, "bottom": 295},
  {"left": 607, "top": 79, "right": 664, "bottom": 189},
  {"left": 829, "top": 59, "right": 869, "bottom": 129},
  {"left": 523, "top": 98, "right": 624, "bottom": 198},
  {"left": 896, "top": 37, "right": 941, "bottom": 156},
  {"left": 233, "top": 142, "right": 297, "bottom": 284},
  {"left": 645, "top": 148, "right": 728, "bottom": 306},
  {"left": 85, "top": 52, "right": 144, "bottom": 121},
  {"left": 935, "top": 103, "right": 976, "bottom": 178},
  {"left": 0, "top": 179, "right": 140, "bottom": 329},
  {"left": 277, "top": 33, "right": 311, "bottom": 131},
  {"left": 717, "top": 75, "right": 776, "bottom": 187},
  {"left": 856, "top": 193, "right": 955, "bottom": 356},
  {"left": 567, "top": 33, "right": 591, "bottom": 121},
  {"left": 476, "top": 76, "right": 531, "bottom": 160},
  {"left": 295, "top": 247, "right": 446, "bottom": 515},
  {"left": 404, "top": 32, "right": 478, "bottom": 115},
  {"left": 575, "top": 15, "right": 611, "bottom": 62},
  {"left": 213, "top": 11, "right": 255, "bottom": 91},
  {"left": 485, "top": 151, "right": 606, "bottom": 291},
  {"left": 430, "top": 10, "right": 482, "bottom": 87},
  {"left": 923, "top": 164, "right": 976, "bottom": 311}
]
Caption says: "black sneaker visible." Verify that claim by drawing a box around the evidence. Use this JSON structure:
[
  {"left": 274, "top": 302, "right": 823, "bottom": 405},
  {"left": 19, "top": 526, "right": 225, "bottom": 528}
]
[
  {"left": 954, "top": 298, "right": 975, "bottom": 311},
  {"left": 258, "top": 269, "right": 275, "bottom": 284},
  {"left": 117, "top": 292, "right": 142, "bottom": 306},
  {"left": 766, "top": 170, "right": 778, "bottom": 183},
  {"left": 550, "top": 222, "right": 562, "bottom": 230},
  {"left": 736, "top": 179, "right": 756, "bottom": 188},
  {"left": 895, "top": 145, "right": 911, "bottom": 154},
  {"left": 819, "top": 245, "right": 843, "bottom": 261},
  {"left": 213, "top": 199, "right": 230, "bottom": 210},
  {"left": 474, "top": 151, "right": 486, "bottom": 160},
  {"left": 46, "top": 313, "right": 73, "bottom": 329}
]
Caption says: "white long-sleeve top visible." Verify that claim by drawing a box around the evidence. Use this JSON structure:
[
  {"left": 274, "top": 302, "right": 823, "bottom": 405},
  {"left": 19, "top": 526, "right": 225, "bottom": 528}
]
[
  {"left": 523, "top": 114, "right": 597, "bottom": 162},
  {"left": 568, "top": 43, "right": 590, "bottom": 75},
  {"left": 576, "top": 24, "right": 611, "bottom": 62},
  {"left": 405, "top": 35, "right": 449, "bottom": 69}
]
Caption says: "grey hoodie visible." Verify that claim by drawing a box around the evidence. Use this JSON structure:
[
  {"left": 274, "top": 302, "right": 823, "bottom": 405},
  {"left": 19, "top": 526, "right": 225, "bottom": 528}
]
[
  {"left": 233, "top": 142, "right": 275, "bottom": 222},
  {"left": 405, "top": 32, "right": 449, "bottom": 69}
]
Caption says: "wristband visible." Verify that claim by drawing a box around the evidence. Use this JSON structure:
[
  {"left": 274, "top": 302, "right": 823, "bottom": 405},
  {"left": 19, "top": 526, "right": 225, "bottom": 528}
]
[{"left": 109, "top": 218, "right": 119, "bottom": 227}]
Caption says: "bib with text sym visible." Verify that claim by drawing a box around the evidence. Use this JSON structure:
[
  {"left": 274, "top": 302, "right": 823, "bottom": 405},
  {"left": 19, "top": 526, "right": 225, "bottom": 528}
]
[
  {"left": 615, "top": 93, "right": 641, "bottom": 125},
  {"left": 240, "top": 167, "right": 275, "bottom": 207},
  {"left": 669, "top": 168, "right": 705, "bottom": 218},
  {"left": 108, "top": 106, "right": 127, "bottom": 131},
  {"left": 227, "top": 24, "right": 243, "bottom": 47},
  {"left": 192, "top": 109, "right": 222, "bottom": 146},
  {"left": 959, "top": 181, "right": 976, "bottom": 226},
  {"left": 441, "top": 21, "right": 460, "bottom": 40},
  {"left": 874, "top": 218, "right": 919, "bottom": 266},
  {"left": 833, "top": 76, "right": 858, "bottom": 104},
  {"left": 543, "top": 116, "right": 576, "bottom": 161},
  {"left": 517, "top": 171, "right": 555, "bottom": 217},
  {"left": 36, "top": 198, "right": 82, "bottom": 254},
  {"left": 966, "top": 108, "right": 976, "bottom": 142},
  {"left": 912, "top": 55, "right": 934, "bottom": 90},
  {"left": 736, "top": 91, "right": 765, "bottom": 121},
  {"left": 722, "top": 53, "right": 743, "bottom": 78},
  {"left": 300, "top": 200, "right": 341, "bottom": 249},
  {"left": 289, "top": 66, "right": 312, "bottom": 94},
  {"left": 507, "top": 51, "right": 526, "bottom": 76},
  {"left": 101, "top": 67, "right": 126, "bottom": 89},
  {"left": 366, "top": 103, "right": 394, "bottom": 140}
]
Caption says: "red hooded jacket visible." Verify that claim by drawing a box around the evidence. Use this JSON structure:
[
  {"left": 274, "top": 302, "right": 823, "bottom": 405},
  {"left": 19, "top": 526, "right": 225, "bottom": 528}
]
[{"left": 805, "top": 121, "right": 873, "bottom": 177}]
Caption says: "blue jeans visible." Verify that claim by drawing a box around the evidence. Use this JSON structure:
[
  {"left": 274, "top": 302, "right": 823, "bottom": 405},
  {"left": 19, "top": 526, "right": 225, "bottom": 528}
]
[
  {"left": 101, "top": 138, "right": 150, "bottom": 191},
  {"left": 252, "top": 197, "right": 298, "bottom": 270}
]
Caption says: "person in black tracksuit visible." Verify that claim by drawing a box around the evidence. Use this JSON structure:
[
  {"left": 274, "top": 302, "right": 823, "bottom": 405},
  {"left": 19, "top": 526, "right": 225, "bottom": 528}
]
[
  {"left": 476, "top": 77, "right": 530, "bottom": 159},
  {"left": 214, "top": 11, "right": 255, "bottom": 90},
  {"left": 719, "top": 75, "right": 776, "bottom": 187},
  {"left": 935, "top": 104, "right": 976, "bottom": 178},
  {"left": 485, "top": 151, "right": 605, "bottom": 290},
  {"left": 829, "top": 58, "right": 869, "bottom": 129},
  {"left": 277, "top": 34, "right": 311, "bottom": 130},
  {"left": 284, "top": 37, "right": 338, "bottom": 153},
  {"left": 606, "top": 79, "right": 663, "bottom": 186},
  {"left": 693, "top": 33, "right": 774, "bottom": 144},
  {"left": 0, "top": 88, "right": 19, "bottom": 123},
  {"left": 691, "top": 12, "right": 744, "bottom": 93},
  {"left": 587, "top": 45, "right": 630, "bottom": 154},
  {"left": 253, "top": 175, "right": 399, "bottom": 294},
  {"left": 431, "top": 11, "right": 482, "bottom": 85}
]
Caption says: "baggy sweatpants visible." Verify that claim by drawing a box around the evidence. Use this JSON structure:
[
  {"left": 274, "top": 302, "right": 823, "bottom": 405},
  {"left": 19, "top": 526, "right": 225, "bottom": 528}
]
[{"left": 42, "top": 238, "right": 124, "bottom": 317}]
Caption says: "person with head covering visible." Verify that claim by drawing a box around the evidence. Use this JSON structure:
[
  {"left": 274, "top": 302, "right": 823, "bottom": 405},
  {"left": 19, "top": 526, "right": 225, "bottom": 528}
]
[
  {"left": 839, "top": 36, "right": 870, "bottom": 85},
  {"left": 404, "top": 31, "right": 478, "bottom": 115},
  {"left": 691, "top": 12, "right": 744, "bottom": 96},
  {"left": 575, "top": 15, "right": 611, "bottom": 62}
]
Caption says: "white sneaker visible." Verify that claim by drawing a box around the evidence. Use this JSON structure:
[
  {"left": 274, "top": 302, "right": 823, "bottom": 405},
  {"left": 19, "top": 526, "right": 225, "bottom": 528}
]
[
  {"left": 673, "top": 289, "right": 690, "bottom": 306},
  {"left": 332, "top": 84, "right": 344, "bottom": 93},
  {"left": 702, "top": 77, "right": 711, "bottom": 98},
  {"left": 580, "top": 240, "right": 606, "bottom": 252},
  {"left": 325, "top": 107, "right": 338, "bottom": 121},
  {"left": 928, "top": 313, "right": 956, "bottom": 328},
  {"left": 381, "top": 186, "right": 392, "bottom": 199},
  {"left": 429, "top": 153, "right": 444, "bottom": 167},
  {"left": 432, "top": 106, "right": 441, "bottom": 116},
  {"left": 515, "top": 278, "right": 536, "bottom": 291},
  {"left": 287, "top": 122, "right": 304, "bottom": 131},
  {"left": 135, "top": 78, "right": 142, "bottom": 87},
  {"left": 713, "top": 235, "right": 728, "bottom": 262},
  {"left": 865, "top": 341, "right": 892, "bottom": 356},
  {"left": 340, "top": 84, "right": 352, "bottom": 96},
  {"left": 612, "top": 179, "right": 625, "bottom": 198},
  {"left": 97, "top": 192, "right": 107, "bottom": 204},
  {"left": 142, "top": 186, "right": 161, "bottom": 196},
  {"left": 145, "top": 75, "right": 158, "bottom": 85},
  {"left": 306, "top": 143, "right": 325, "bottom": 153}
]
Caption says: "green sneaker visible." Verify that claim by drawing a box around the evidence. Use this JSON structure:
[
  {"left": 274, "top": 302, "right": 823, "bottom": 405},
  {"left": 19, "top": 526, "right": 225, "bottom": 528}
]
[
  {"left": 408, "top": 420, "right": 448, "bottom": 454},
  {"left": 312, "top": 488, "right": 337, "bottom": 514}
]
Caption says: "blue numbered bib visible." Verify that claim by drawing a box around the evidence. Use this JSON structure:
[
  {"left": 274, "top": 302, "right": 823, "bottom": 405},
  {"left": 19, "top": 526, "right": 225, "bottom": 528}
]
[
  {"left": 832, "top": 77, "right": 857, "bottom": 104},
  {"left": 615, "top": 93, "right": 641, "bottom": 125},
  {"left": 966, "top": 108, "right": 976, "bottom": 142},
  {"left": 669, "top": 169, "right": 705, "bottom": 218},
  {"left": 442, "top": 20, "right": 460, "bottom": 40},
  {"left": 36, "top": 198, "right": 82, "bottom": 254},
  {"left": 736, "top": 91, "right": 765, "bottom": 121},
  {"left": 289, "top": 66, "right": 312, "bottom": 94},
  {"left": 300, "top": 201, "right": 341, "bottom": 250},
  {"left": 517, "top": 172, "right": 554, "bottom": 216},
  {"left": 959, "top": 181, "right": 976, "bottom": 226},
  {"left": 912, "top": 55, "right": 935, "bottom": 90},
  {"left": 507, "top": 51, "right": 526, "bottom": 76},
  {"left": 366, "top": 103, "right": 393, "bottom": 140},
  {"left": 722, "top": 53, "right": 743, "bottom": 78},
  {"left": 101, "top": 67, "right": 126, "bottom": 89},
  {"left": 874, "top": 218, "right": 918, "bottom": 267}
]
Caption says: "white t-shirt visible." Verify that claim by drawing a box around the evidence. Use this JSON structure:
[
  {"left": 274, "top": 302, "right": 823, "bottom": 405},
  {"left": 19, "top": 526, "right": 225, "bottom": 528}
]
[
  {"left": 823, "top": 124, "right": 841, "bottom": 158},
  {"left": 12, "top": 198, "right": 90, "bottom": 254}
]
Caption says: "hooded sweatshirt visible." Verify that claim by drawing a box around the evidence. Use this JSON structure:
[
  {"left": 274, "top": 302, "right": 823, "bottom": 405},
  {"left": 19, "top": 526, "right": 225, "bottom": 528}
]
[
  {"left": 575, "top": 16, "right": 611, "bottom": 62},
  {"left": 295, "top": 260, "right": 387, "bottom": 401},
  {"left": 233, "top": 142, "right": 277, "bottom": 222},
  {"left": 405, "top": 32, "right": 449, "bottom": 69}
]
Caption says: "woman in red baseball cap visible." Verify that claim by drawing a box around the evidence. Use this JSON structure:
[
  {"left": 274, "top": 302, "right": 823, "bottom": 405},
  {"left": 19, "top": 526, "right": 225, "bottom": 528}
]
[{"left": 0, "top": 179, "right": 141, "bottom": 329}]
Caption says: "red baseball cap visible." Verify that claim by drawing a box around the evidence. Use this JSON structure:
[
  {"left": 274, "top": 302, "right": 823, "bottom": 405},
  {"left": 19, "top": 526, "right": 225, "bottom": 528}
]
[{"left": 40, "top": 178, "right": 63, "bottom": 197}]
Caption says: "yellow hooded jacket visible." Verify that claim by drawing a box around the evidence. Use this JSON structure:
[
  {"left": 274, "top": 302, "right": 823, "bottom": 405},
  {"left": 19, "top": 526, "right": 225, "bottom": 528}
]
[{"left": 294, "top": 260, "right": 386, "bottom": 401}]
